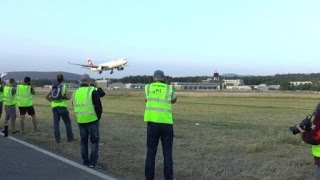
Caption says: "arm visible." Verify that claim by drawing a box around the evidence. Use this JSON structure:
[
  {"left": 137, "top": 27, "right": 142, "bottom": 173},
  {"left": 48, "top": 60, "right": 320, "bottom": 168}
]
[
  {"left": 45, "top": 91, "right": 52, "bottom": 102},
  {"left": 301, "top": 109, "right": 320, "bottom": 145},
  {"left": 97, "top": 87, "right": 105, "bottom": 97},
  {"left": 171, "top": 87, "right": 177, "bottom": 104},
  {"left": 63, "top": 84, "right": 70, "bottom": 100},
  {"left": 31, "top": 86, "right": 35, "bottom": 95},
  {"left": 92, "top": 90, "right": 102, "bottom": 120}
]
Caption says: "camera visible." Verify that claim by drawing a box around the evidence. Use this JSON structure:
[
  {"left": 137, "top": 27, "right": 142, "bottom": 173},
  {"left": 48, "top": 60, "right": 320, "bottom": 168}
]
[{"left": 289, "top": 115, "right": 313, "bottom": 135}]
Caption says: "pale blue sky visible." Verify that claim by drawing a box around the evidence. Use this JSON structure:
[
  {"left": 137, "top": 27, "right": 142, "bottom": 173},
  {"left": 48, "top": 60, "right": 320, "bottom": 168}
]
[{"left": 0, "top": 0, "right": 319, "bottom": 78}]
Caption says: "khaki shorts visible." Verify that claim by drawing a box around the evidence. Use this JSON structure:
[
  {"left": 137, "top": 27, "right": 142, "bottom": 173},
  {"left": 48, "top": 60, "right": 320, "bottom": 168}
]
[{"left": 5, "top": 105, "right": 16, "bottom": 121}]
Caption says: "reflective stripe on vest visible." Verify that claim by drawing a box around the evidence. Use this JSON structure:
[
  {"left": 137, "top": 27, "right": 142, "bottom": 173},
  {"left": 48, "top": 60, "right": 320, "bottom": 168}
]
[
  {"left": 16, "top": 84, "right": 33, "bottom": 107},
  {"left": 3, "top": 86, "right": 15, "bottom": 105},
  {"left": 73, "top": 87, "right": 98, "bottom": 123},
  {"left": 144, "top": 82, "right": 173, "bottom": 124},
  {"left": 51, "top": 84, "right": 68, "bottom": 108},
  {"left": 312, "top": 145, "right": 320, "bottom": 157}
]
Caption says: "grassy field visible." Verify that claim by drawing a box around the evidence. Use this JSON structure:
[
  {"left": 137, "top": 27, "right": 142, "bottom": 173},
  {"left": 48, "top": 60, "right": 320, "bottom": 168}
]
[{"left": 7, "top": 90, "right": 320, "bottom": 180}]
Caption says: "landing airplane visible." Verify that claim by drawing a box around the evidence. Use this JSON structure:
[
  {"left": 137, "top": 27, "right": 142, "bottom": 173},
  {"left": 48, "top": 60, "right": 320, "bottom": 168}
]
[{"left": 68, "top": 58, "right": 128, "bottom": 74}]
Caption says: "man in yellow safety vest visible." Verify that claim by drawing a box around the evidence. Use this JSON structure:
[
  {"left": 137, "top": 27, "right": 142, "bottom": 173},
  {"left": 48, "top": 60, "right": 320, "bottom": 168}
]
[
  {"left": 72, "top": 74, "right": 102, "bottom": 168},
  {"left": 16, "top": 76, "right": 38, "bottom": 134},
  {"left": 45, "top": 74, "right": 74, "bottom": 143},
  {"left": 144, "top": 70, "right": 177, "bottom": 180}
]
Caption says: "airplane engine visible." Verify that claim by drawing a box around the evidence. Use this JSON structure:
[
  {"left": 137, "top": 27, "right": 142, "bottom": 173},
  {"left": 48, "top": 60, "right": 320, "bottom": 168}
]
[
  {"left": 97, "top": 66, "right": 104, "bottom": 70},
  {"left": 117, "top": 66, "right": 124, "bottom": 71}
]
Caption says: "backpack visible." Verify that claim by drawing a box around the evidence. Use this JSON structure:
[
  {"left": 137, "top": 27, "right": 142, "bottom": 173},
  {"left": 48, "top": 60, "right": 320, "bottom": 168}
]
[{"left": 50, "top": 83, "right": 65, "bottom": 101}]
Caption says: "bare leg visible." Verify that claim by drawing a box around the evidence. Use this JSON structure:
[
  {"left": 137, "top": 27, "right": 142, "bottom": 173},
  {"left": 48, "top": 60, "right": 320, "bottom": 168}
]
[
  {"left": 31, "top": 114, "right": 37, "bottom": 131},
  {"left": 20, "top": 114, "right": 25, "bottom": 134},
  {"left": 11, "top": 120, "right": 16, "bottom": 132}
]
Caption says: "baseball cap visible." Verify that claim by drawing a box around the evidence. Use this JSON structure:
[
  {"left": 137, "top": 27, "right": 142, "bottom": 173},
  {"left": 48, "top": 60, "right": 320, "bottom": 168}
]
[
  {"left": 81, "top": 74, "right": 91, "bottom": 82},
  {"left": 154, "top": 70, "right": 165, "bottom": 78}
]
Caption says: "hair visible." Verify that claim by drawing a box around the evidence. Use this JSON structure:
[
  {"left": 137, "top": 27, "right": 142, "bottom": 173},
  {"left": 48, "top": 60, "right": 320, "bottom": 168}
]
[
  {"left": 24, "top": 76, "right": 31, "bottom": 83},
  {"left": 9, "top": 78, "right": 15, "bottom": 84},
  {"left": 57, "top": 74, "right": 64, "bottom": 83}
]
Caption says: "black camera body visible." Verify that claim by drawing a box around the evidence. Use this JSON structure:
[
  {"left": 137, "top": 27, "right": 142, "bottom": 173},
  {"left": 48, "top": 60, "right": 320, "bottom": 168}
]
[{"left": 289, "top": 115, "right": 313, "bottom": 135}]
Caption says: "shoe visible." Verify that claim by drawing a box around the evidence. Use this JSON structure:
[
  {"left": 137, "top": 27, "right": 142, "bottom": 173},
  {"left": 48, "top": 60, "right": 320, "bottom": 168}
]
[
  {"left": 89, "top": 165, "right": 95, "bottom": 168},
  {"left": 12, "top": 130, "right": 20, "bottom": 134}
]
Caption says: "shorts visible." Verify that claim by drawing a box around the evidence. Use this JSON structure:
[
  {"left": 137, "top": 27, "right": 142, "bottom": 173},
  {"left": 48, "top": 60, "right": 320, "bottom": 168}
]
[
  {"left": 19, "top": 106, "right": 35, "bottom": 116},
  {"left": 5, "top": 105, "right": 16, "bottom": 121}
]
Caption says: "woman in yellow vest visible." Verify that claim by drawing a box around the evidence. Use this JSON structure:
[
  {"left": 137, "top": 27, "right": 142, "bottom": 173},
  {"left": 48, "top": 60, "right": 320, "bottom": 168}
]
[
  {"left": 3, "top": 78, "right": 18, "bottom": 135},
  {"left": 297, "top": 105, "right": 320, "bottom": 180},
  {"left": 144, "top": 70, "right": 177, "bottom": 180},
  {"left": 16, "top": 76, "right": 38, "bottom": 134},
  {"left": 72, "top": 74, "right": 102, "bottom": 168}
]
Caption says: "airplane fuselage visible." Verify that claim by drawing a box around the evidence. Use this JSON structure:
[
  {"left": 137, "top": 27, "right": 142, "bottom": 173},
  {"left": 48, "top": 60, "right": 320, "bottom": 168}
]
[{"left": 89, "top": 58, "right": 128, "bottom": 72}]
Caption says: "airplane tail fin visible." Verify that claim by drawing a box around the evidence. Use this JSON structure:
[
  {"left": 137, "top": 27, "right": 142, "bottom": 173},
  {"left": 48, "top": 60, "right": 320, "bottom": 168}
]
[{"left": 88, "top": 58, "right": 94, "bottom": 66}]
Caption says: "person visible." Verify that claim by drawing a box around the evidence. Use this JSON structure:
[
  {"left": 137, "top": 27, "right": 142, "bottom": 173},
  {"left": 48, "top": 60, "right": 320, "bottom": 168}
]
[
  {"left": 0, "top": 77, "right": 4, "bottom": 121},
  {"left": 45, "top": 74, "right": 74, "bottom": 143},
  {"left": 3, "top": 78, "right": 18, "bottom": 135},
  {"left": 298, "top": 104, "right": 320, "bottom": 180},
  {"left": 72, "top": 74, "right": 102, "bottom": 168},
  {"left": 144, "top": 70, "right": 177, "bottom": 180},
  {"left": 16, "top": 76, "right": 38, "bottom": 134},
  {"left": 90, "top": 79, "right": 105, "bottom": 98}
]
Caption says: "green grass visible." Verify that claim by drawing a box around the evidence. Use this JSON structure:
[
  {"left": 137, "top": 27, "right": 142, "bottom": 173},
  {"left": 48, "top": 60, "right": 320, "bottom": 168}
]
[{"left": 9, "top": 90, "right": 320, "bottom": 180}]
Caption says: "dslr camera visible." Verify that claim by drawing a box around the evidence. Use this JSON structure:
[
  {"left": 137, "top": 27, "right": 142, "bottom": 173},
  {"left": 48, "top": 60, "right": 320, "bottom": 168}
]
[{"left": 289, "top": 115, "right": 313, "bottom": 135}]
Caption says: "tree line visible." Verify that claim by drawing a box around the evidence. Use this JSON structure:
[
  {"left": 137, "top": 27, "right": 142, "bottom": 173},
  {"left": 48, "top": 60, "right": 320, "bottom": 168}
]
[{"left": 29, "top": 73, "right": 320, "bottom": 91}]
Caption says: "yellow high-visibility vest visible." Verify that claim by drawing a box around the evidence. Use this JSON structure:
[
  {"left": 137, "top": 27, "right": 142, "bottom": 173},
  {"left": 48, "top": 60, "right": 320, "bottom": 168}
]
[
  {"left": 3, "top": 86, "right": 15, "bottom": 106},
  {"left": 144, "top": 82, "right": 173, "bottom": 124},
  {"left": 16, "top": 84, "right": 33, "bottom": 107},
  {"left": 72, "top": 87, "right": 98, "bottom": 123}
]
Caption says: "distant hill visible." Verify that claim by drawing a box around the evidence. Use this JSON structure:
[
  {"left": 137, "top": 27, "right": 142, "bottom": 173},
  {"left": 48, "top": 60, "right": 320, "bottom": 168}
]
[
  {"left": 2, "top": 71, "right": 81, "bottom": 81},
  {"left": 221, "top": 73, "right": 240, "bottom": 77}
]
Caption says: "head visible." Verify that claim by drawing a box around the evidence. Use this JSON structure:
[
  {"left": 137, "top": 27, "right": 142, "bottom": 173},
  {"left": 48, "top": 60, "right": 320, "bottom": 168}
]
[
  {"left": 81, "top": 74, "right": 91, "bottom": 85},
  {"left": 57, "top": 74, "right": 64, "bottom": 83},
  {"left": 153, "top": 70, "right": 165, "bottom": 82},
  {"left": 9, "top": 78, "right": 15, "bottom": 86},
  {"left": 24, "top": 76, "right": 31, "bottom": 84}
]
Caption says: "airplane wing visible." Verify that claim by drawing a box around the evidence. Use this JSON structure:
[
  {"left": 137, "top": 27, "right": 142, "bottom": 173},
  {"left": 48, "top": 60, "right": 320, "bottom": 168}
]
[{"left": 67, "top": 62, "right": 99, "bottom": 68}]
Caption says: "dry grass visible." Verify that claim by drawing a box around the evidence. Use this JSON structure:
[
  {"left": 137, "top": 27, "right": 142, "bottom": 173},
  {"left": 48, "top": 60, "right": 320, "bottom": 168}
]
[{"left": 7, "top": 90, "right": 320, "bottom": 180}]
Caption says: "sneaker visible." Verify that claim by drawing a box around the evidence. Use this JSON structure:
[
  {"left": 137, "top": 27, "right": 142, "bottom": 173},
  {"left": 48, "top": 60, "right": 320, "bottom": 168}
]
[
  {"left": 12, "top": 130, "right": 20, "bottom": 134},
  {"left": 89, "top": 165, "right": 95, "bottom": 168}
]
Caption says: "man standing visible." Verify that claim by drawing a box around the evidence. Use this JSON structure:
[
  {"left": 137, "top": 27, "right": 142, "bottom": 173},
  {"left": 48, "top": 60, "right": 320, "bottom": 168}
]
[
  {"left": 45, "top": 74, "right": 74, "bottom": 143},
  {"left": 3, "top": 78, "right": 18, "bottom": 135},
  {"left": 16, "top": 76, "right": 38, "bottom": 134},
  {"left": 72, "top": 74, "right": 102, "bottom": 168},
  {"left": 144, "top": 70, "right": 177, "bottom": 180}
]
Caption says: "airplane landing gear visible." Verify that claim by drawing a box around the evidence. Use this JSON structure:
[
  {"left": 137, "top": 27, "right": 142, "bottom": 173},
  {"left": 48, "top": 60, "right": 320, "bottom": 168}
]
[
  {"left": 99, "top": 71, "right": 102, "bottom": 74},
  {"left": 110, "top": 70, "right": 114, "bottom": 74}
]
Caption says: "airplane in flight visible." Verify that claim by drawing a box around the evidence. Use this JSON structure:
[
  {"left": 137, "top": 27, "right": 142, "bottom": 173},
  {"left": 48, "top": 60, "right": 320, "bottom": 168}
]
[
  {"left": 68, "top": 58, "right": 128, "bottom": 74},
  {"left": 0, "top": 72, "right": 7, "bottom": 78}
]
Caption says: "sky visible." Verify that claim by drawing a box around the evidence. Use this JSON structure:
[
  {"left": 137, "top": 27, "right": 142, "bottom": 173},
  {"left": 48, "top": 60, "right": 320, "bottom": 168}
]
[{"left": 0, "top": 0, "right": 320, "bottom": 78}]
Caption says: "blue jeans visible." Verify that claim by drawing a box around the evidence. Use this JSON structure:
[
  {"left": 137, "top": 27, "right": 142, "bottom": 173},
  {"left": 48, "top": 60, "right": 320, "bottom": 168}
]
[
  {"left": 52, "top": 107, "right": 74, "bottom": 143},
  {"left": 79, "top": 120, "right": 100, "bottom": 166},
  {"left": 145, "top": 122, "right": 174, "bottom": 180}
]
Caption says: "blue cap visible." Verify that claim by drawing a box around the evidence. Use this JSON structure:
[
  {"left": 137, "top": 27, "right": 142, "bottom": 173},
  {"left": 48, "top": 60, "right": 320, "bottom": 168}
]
[
  {"left": 154, "top": 70, "right": 164, "bottom": 78},
  {"left": 81, "top": 74, "right": 91, "bottom": 82}
]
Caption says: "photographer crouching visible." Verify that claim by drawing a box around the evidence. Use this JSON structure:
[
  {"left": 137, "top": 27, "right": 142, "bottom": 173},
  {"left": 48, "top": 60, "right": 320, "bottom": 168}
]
[{"left": 294, "top": 105, "right": 320, "bottom": 180}]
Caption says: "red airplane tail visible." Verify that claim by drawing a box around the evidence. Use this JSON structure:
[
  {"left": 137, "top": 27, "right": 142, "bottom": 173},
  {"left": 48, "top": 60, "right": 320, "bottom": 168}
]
[{"left": 88, "top": 59, "right": 94, "bottom": 66}]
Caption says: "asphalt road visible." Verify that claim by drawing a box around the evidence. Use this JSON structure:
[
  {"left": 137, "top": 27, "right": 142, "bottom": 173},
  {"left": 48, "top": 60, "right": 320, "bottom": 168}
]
[{"left": 0, "top": 134, "right": 117, "bottom": 180}]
